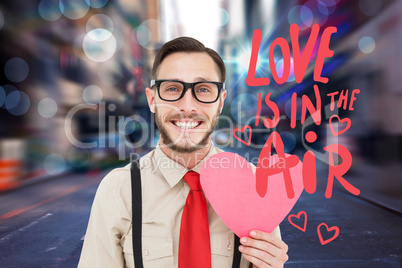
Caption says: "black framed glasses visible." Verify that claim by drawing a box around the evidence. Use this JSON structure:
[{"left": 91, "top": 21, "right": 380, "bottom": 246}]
[{"left": 150, "top": 79, "right": 225, "bottom": 104}]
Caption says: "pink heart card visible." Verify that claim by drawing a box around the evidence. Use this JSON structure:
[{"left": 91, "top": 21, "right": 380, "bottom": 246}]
[{"left": 200, "top": 152, "right": 304, "bottom": 238}]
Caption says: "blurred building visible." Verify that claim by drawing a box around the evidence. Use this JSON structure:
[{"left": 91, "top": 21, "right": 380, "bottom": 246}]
[
  {"left": 0, "top": 0, "right": 400, "bottom": 214},
  {"left": 0, "top": 0, "right": 159, "bottom": 190}
]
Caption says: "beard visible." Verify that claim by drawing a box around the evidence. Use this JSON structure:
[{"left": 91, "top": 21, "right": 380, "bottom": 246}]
[{"left": 155, "top": 105, "right": 220, "bottom": 154}]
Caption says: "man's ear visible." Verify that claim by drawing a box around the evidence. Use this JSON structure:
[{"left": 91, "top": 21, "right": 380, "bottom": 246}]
[
  {"left": 145, "top": 87, "right": 156, "bottom": 113},
  {"left": 219, "top": 89, "right": 227, "bottom": 114}
]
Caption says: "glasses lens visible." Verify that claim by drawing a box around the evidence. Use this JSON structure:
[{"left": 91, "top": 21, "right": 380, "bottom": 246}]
[
  {"left": 194, "top": 82, "right": 219, "bottom": 102},
  {"left": 159, "top": 81, "right": 184, "bottom": 101}
]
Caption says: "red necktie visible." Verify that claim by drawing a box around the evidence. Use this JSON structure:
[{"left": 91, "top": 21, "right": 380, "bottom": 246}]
[{"left": 178, "top": 171, "right": 211, "bottom": 268}]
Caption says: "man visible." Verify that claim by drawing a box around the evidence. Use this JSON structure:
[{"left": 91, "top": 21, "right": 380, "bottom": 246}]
[{"left": 79, "top": 37, "right": 288, "bottom": 267}]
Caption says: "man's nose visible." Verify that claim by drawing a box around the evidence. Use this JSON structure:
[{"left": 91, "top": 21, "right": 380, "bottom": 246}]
[{"left": 179, "top": 87, "right": 197, "bottom": 112}]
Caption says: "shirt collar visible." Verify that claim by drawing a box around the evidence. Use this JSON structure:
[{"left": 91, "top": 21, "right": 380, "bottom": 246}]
[{"left": 153, "top": 141, "right": 219, "bottom": 188}]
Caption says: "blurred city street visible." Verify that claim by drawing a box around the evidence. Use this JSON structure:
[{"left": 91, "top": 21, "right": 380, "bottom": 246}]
[
  {"left": 1, "top": 0, "right": 402, "bottom": 267},
  {"left": 0, "top": 146, "right": 401, "bottom": 267},
  {"left": 0, "top": 170, "right": 107, "bottom": 267}
]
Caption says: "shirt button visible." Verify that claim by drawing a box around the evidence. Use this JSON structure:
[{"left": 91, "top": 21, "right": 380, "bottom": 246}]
[
  {"left": 143, "top": 249, "right": 149, "bottom": 256},
  {"left": 227, "top": 244, "right": 232, "bottom": 251}
]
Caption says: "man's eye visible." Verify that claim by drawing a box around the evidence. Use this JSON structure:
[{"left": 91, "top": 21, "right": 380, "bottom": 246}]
[
  {"left": 166, "top": 87, "right": 179, "bottom": 92},
  {"left": 197, "top": 87, "right": 210, "bottom": 93}
]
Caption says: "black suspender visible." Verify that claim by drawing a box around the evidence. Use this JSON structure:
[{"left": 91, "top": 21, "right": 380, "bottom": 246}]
[
  {"left": 130, "top": 160, "right": 242, "bottom": 268},
  {"left": 232, "top": 235, "right": 242, "bottom": 268},
  {"left": 131, "top": 160, "right": 143, "bottom": 268}
]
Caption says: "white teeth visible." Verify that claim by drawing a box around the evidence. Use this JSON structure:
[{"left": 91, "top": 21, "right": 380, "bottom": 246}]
[{"left": 174, "top": 121, "right": 200, "bottom": 129}]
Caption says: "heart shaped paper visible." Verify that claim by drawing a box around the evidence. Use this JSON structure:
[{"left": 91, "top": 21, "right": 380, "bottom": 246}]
[{"left": 201, "top": 152, "right": 304, "bottom": 238}]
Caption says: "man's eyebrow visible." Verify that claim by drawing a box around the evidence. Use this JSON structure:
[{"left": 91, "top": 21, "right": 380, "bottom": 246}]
[
  {"left": 166, "top": 77, "right": 215, "bottom": 82},
  {"left": 194, "top": 77, "right": 214, "bottom": 82}
]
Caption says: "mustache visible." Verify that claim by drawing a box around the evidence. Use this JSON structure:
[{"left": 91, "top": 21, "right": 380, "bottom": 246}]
[{"left": 166, "top": 114, "right": 206, "bottom": 122}]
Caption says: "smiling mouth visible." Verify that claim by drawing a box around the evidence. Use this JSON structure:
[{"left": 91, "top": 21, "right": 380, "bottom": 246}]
[{"left": 171, "top": 120, "right": 202, "bottom": 130}]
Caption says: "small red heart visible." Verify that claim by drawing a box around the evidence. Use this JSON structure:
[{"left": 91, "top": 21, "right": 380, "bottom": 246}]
[
  {"left": 233, "top": 125, "right": 252, "bottom": 146},
  {"left": 329, "top": 115, "right": 351, "bottom": 137},
  {"left": 288, "top": 211, "right": 307, "bottom": 232},
  {"left": 317, "top": 223, "right": 340, "bottom": 245}
]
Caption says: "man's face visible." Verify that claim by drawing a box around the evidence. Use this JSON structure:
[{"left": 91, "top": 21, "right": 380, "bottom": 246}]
[{"left": 146, "top": 52, "right": 226, "bottom": 153}]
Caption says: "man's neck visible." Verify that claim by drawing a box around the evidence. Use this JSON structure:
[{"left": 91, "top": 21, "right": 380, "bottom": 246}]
[{"left": 159, "top": 141, "right": 212, "bottom": 169}]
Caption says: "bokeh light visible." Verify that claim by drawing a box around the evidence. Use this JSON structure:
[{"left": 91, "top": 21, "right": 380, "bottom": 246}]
[
  {"left": 317, "top": 0, "right": 336, "bottom": 15},
  {"left": 86, "top": 14, "right": 114, "bottom": 34},
  {"left": 38, "top": 98, "right": 58, "bottom": 118},
  {"left": 5, "top": 90, "right": 30, "bottom": 116},
  {"left": 44, "top": 154, "right": 66, "bottom": 175},
  {"left": 1, "top": 84, "right": 18, "bottom": 101},
  {"left": 300, "top": 5, "right": 313, "bottom": 27},
  {"left": 5, "top": 90, "right": 20, "bottom": 109},
  {"left": 4, "top": 57, "right": 29, "bottom": 83},
  {"left": 231, "top": 93, "right": 258, "bottom": 124},
  {"left": 59, "top": 0, "right": 89, "bottom": 20},
  {"left": 358, "top": 36, "right": 376, "bottom": 54},
  {"left": 83, "top": 29, "right": 117, "bottom": 62},
  {"left": 304, "top": 0, "right": 328, "bottom": 26},
  {"left": 108, "top": 103, "right": 116, "bottom": 112},
  {"left": 288, "top": 6, "right": 302, "bottom": 26},
  {"left": 135, "top": 19, "right": 166, "bottom": 50},
  {"left": 288, "top": 5, "right": 313, "bottom": 29},
  {"left": 317, "top": 2, "right": 329, "bottom": 15},
  {"left": 38, "top": 0, "right": 62, "bottom": 22},
  {"left": 279, "top": 131, "right": 296, "bottom": 153},
  {"left": 135, "top": 24, "right": 150, "bottom": 47},
  {"left": 86, "top": 0, "right": 108, "bottom": 8},
  {"left": 83, "top": 85, "right": 103, "bottom": 104},
  {"left": 359, "top": 0, "right": 382, "bottom": 16},
  {"left": 87, "top": 28, "right": 112, "bottom": 41},
  {"left": 220, "top": 8, "right": 230, "bottom": 26},
  {"left": 275, "top": 58, "right": 295, "bottom": 82}
]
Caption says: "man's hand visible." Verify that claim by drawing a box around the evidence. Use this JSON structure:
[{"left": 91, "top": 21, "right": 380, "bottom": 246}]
[{"left": 238, "top": 230, "right": 288, "bottom": 268}]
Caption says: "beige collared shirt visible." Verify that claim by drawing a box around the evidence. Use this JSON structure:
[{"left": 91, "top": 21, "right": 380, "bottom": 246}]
[{"left": 78, "top": 142, "right": 281, "bottom": 267}]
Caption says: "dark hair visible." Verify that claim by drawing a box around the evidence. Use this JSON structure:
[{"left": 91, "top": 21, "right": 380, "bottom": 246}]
[{"left": 151, "top": 37, "right": 226, "bottom": 82}]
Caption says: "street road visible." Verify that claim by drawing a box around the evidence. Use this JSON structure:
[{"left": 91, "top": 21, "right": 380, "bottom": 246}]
[
  {"left": 0, "top": 149, "right": 401, "bottom": 267},
  {"left": 0, "top": 171, "right": 105, "bottom": 267}
]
